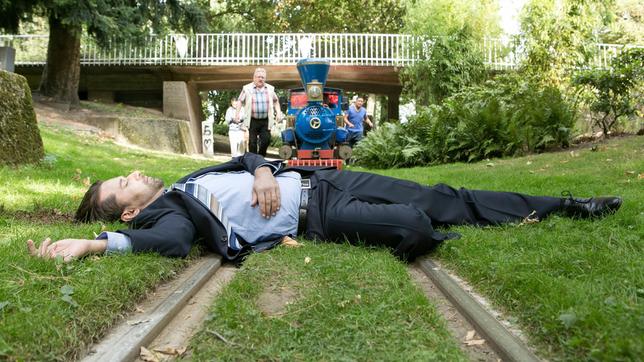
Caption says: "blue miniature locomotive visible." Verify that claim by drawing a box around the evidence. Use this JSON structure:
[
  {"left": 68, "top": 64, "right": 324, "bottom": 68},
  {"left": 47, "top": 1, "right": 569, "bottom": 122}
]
[{"left": 279, "top": 58, "right": 351, "bottom": 167}]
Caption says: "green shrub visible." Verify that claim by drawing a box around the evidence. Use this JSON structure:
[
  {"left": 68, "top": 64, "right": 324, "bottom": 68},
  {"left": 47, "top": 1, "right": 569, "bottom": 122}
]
[
  {"left": 355, "top": 73, "right": 574, "bottom": 168},
  {"left": 270, "top": 134, "right": 282, "bottom": 148},
  {"left": 573, "top": 48, "right": 644, "bottom": 136},
  {"left": 352, "top": 123, "right": 424, "bottom": 168},
  {"left": 212, "top": 122, "right": 229, "bottom": 136},
  {"left": 401, "top": 27, "right": 486, "bottom": 106}
]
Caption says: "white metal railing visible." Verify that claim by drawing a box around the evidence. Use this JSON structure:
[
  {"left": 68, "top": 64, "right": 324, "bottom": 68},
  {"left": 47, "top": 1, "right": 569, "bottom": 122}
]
[{"left": 0, "top": 33, "right": 640, "bottom": 70}]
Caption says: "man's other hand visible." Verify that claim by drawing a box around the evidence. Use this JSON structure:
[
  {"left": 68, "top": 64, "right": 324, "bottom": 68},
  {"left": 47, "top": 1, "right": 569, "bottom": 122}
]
[
  {"left": 27, "top": 238, "right": 107, "bottom": 262},
  {"left": 251, "top": 166, "right": 281, "bottom": 218}
]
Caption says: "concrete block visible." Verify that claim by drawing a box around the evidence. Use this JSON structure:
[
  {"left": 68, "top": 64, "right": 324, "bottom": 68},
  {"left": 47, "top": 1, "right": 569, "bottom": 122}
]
[{"left": 163, "top": 81, "right": 203, "bottom": 154}]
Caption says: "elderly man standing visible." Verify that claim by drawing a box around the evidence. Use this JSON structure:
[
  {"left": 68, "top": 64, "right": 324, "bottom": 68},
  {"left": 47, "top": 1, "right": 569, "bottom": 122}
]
[{"left": 236, "top": 67, "right": 283, "bottom": 156}]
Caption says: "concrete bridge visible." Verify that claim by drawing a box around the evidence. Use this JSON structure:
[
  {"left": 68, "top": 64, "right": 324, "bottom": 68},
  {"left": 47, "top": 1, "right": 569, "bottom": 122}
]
[{"left": 2, "top": 33, "right": 638, "bottom": 154}]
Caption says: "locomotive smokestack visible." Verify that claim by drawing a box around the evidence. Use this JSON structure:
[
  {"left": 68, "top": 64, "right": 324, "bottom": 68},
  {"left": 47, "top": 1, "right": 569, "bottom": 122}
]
[{"left": 296, "top": 58, "right": 330, "bottom": 103}]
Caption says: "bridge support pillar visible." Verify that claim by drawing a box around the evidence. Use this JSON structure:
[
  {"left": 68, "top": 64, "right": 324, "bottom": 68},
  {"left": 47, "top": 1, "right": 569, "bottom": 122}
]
[
  {"left": 387, "top": 89, "right": 401, "bottom": 122},
  {"left": 163, "top": 81, "right": 202, "bottom": 154}
]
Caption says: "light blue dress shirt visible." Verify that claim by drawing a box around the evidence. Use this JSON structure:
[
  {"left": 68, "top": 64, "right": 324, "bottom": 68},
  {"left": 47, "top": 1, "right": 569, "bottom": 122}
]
[{"left": 99, "top": 167, "right": 301, "bottom": 254}]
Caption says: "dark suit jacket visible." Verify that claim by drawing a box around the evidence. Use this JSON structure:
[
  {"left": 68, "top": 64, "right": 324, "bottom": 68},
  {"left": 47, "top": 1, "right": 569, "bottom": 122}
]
[{"left": 117, "top": 153, "right": 327, "bottom": 260}]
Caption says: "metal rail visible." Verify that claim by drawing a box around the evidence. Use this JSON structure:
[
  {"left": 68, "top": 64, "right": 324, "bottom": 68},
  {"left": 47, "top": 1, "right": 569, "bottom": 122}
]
[
  {"left": 0, "top": 33, "right": 640, "bottom": 70},
  {"left": 417, "top": 258, "right": 541, "bottom": 362}
]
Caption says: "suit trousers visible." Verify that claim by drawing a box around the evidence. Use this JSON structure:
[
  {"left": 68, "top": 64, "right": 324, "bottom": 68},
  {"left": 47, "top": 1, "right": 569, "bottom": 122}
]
[
  {"left": 249, "top": 117, "right": 270, "bottom": 156},
  {"left": 304, "top": 170, "right": 562, "bottom": 260}
]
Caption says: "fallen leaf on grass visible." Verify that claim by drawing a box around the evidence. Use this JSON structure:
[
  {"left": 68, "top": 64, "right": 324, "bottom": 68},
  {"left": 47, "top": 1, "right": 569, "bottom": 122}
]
[
  {"left": 127, "top": 318, "right": 151, "bottom": 326},
  {"left": 486, "top": 163, "right": 494, "bottom": 167},
  {"left": 60, "top": 285, "right": 74, "bottom": 295},
  {"left": 464, "top": 339, "right": 486, "bottom": 346},
  {"left": 281, "top": 236, "right": 301, "bottom": 247},
  {"left": 638, "top": 173, "right": 644, "bottom": 180},
  {"left": 624, "top": 170, "right": 635, "bottom": 175},
  {"left": 559, "top": 312, "right": 577, "bottom": 329},
  {"left": 140, "top": 347, "right": 159, "bottom": 362},
  {"left": 304, "top": 256, "right": 311, "bottom": 264},
  {"left": 526, "top": 161, "right": 532, "bottom": 165},
  {"left": 154, "top": 346, "right": 187, "bottom": 356},
  {"left": 465, "top": 330, "right": 476, "bottom": 341}
]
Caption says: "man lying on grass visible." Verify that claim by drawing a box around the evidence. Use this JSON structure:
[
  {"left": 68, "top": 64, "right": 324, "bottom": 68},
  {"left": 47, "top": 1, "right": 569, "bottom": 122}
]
[{"left": 28, "top": 153, "right": 622, "bottom": 262}]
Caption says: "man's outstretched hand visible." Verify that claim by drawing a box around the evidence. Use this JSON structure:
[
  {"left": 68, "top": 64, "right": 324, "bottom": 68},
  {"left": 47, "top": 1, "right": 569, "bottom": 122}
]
[
  {"left": 27, "top": 238, "right": 107, "bottom": 262},
  {"left": 251, "top": 166, "right": 281, "bottom": 218}
]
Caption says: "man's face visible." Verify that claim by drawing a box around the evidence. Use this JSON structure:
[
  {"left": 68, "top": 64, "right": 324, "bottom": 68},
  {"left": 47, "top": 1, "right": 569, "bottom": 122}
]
[
  {"left": 100, "top": 171, "right": 164, "bottom": 210},
  {"left": 253, "top": 71, "right": 266, "bottom": 88},
  {"left": 355, "top": 98, "right": 364, "bottom": 108}
]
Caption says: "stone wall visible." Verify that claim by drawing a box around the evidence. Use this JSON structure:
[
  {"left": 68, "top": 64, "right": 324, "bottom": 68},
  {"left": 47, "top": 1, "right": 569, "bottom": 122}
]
[{"left": 0, "top": 70, "right": 44, "bottom": 165}]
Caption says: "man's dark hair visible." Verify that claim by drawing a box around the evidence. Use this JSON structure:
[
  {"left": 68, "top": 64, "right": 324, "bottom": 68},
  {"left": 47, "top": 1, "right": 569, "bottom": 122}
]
[{"left": 74, "top": 180, "right": 123, "bottom": 223}]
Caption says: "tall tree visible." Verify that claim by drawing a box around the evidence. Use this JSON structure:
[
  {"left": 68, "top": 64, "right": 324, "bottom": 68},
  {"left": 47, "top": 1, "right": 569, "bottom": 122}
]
[
  {"left": 519, "top": 0, "right": 612, "bottom": 86},
  {"left": 602, "top": 0, "right": 644, "bottom": 43},
  {"left": 403, "top": 0, "right": 501, "bottom": 39},
  {"left": 207, "top": 0, "right": 406, "bottom": 33},
  {"left": 0, "top": 0, "right": 207, "bottom": 109}
]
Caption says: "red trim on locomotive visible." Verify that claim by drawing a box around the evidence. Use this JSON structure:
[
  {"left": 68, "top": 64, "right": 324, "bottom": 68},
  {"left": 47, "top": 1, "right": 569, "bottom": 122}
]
[{"left": 288, "top": 158, "right": 344, "bottom": 170}]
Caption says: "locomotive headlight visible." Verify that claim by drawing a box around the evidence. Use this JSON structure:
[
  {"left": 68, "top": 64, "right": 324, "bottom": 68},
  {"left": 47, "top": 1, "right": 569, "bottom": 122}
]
[{"left": 308, "top": 85, "right": 322, "bottom": 100}]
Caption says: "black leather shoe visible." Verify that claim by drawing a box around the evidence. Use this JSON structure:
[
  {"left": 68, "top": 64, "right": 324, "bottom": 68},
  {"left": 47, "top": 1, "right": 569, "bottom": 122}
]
[{"left": 560, "top": 192, "right": 623, "bottom": 218}]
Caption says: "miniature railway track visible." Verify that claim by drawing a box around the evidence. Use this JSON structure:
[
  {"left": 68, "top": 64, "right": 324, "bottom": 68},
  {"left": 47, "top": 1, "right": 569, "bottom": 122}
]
[
  {"left": 82, "top": 256, "right": 226, "bottom": 362},
  {"left": 81, "top": 254, "right": 541, "bottom": 362},
  {"left": 416, "top": 257, "right": 541, "bottom": 362}
]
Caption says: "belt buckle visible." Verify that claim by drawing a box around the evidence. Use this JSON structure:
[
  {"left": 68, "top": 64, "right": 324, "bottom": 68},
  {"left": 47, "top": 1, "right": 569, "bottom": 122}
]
[{"left": 301, "top": 178, "right": 311, "bottom": 189}]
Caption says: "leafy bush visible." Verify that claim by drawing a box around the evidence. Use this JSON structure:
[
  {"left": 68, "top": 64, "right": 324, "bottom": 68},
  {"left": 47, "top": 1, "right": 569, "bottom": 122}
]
[
  {"left": 270, "top": 134, "right": 282, "bottom": 148},
  {"left": 355, "top": 74, "right": 574, "bottom": 168},
  {"left": 213, "top": 122, "right": 229, "bottom": 136},
  {"left": 352, "top": 123, "right": 424, "bottom": 168},
  {"left": 400, "top": 27, "right": 486, "bottom": 106},
  {"left": 573, "top": 48, "right": 644, "bottom": 136}
]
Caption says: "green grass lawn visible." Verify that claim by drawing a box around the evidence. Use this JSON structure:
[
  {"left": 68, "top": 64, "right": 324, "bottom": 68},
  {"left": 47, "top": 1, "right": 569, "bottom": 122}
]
[
  {"left": 187, "top": 244, "right": 465, "bottom": 361},
  {"left": 1, "top": 120, "right": 642, "bottom": 361},
  {"left": 0, "top": 125, "right": 215, "bottom": 360},
  {"left": 356, "top": 136, "right": 643, "bottom": 361}
]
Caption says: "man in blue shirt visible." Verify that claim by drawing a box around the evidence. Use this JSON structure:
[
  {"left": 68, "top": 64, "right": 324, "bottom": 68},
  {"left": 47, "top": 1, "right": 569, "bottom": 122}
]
[
  {"left": 27, "top": 154, "right": 622, "bottom": 262},
  {"left": 344, "top": 97, "right": 373, "bottom": 147}
]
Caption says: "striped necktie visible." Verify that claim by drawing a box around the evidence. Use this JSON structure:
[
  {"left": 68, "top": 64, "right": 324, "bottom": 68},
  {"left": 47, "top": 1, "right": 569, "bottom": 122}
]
[{"left": 171, "top": 182, "right": 242, "bottom": 251}]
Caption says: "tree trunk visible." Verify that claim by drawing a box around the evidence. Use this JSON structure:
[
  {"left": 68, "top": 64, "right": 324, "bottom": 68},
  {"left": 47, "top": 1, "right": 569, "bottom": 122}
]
[{"left": 39, "top": 15, "right": 81, "bottom": 109}]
